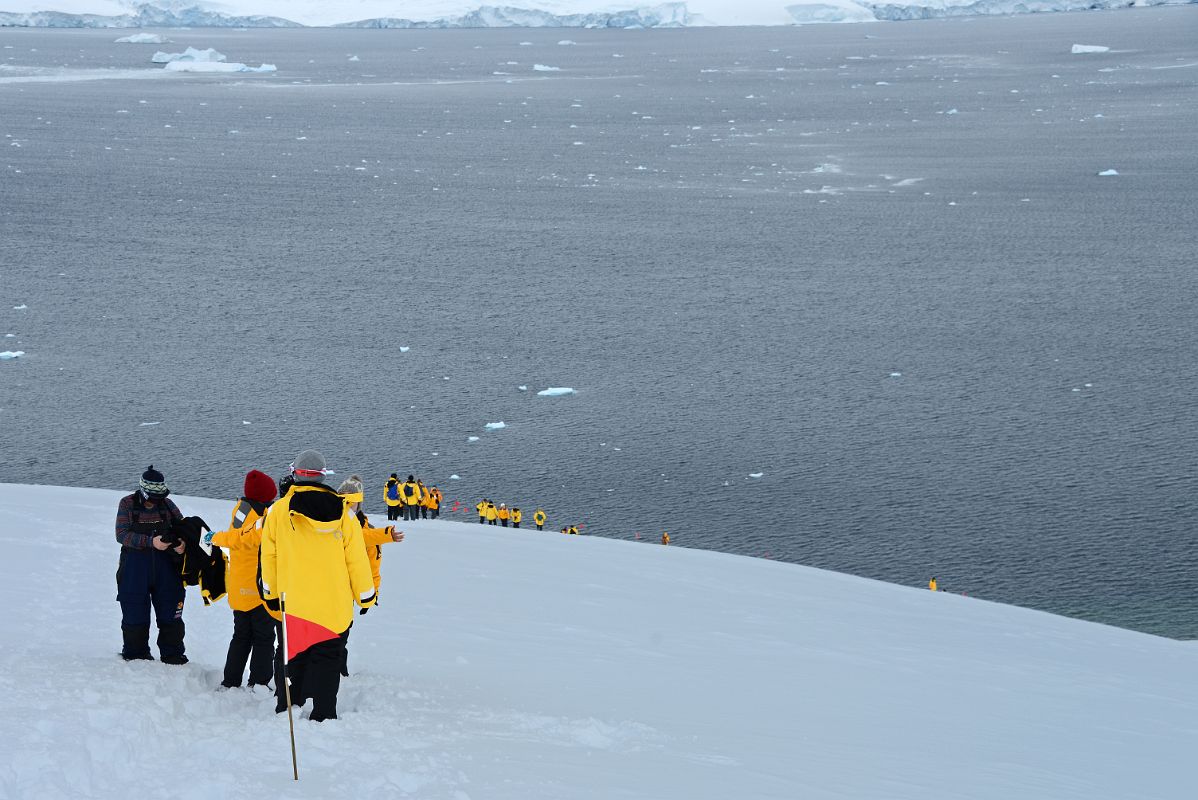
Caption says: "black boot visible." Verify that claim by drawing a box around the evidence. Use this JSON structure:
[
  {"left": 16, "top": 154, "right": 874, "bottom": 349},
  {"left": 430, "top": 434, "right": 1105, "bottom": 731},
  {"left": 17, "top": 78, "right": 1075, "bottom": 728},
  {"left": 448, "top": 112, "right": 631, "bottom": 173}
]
[
  {"left": 121, "top": 625, "right": 152, "bottom": 661},
  {"left": 157, "top": 621, "right": 188, "bottom": 665}
]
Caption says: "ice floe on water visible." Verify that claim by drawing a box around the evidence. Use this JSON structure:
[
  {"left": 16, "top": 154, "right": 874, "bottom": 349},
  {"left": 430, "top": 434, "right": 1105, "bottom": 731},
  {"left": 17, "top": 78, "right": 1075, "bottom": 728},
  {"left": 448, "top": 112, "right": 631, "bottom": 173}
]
[
  {"left": 399, "top": 346, "right": 410, "bottom": 352},
  {"left": 115, "top": 33, "right": 168, "bottom": 44},
  {"left": 12, "top": 304, "right": 27, "bottom": 310},
  {"left": 1072, "top": 44, "right": 1111, "bottom": 54},
  {"left": 537, "top": 387, "right": 576, "bottom": 396},
  {"left": 152, "top": 47, "right": 226, "bottom": 64},
  {"left": 517, "top": 385, "right": 528, "bottom": 391},
  {"left": 449, "top": 474, "right": 460, "bottom": 480},
  {"left": 533, "top": 64, "right": 561, "bottom": 72},
  {"left": 138, "top": 421, "right": 160, "bottom": 427},
  {"left": 558, "top": 40, "right": 577, "bottom": 46},
  {"left": 749, "top": 472, "right": 764, "bottom": 479},
  {"left": 0, "top": 351, "right": 24, "bottom": 360},
  {"left": 468, "top": 436, "right": 480, "bottom": 442},
  {"left": 165, "top": 61, "right": 276, "bottom": 73},
  {"left": 485, "top": 421, "right": 507, "bottom": 430},
  {"left": 890, "top": 372, "right": 903, "bottom": 377},
  {"left": 1097, "top": 169, "right": 1119, "bottom": 176}
]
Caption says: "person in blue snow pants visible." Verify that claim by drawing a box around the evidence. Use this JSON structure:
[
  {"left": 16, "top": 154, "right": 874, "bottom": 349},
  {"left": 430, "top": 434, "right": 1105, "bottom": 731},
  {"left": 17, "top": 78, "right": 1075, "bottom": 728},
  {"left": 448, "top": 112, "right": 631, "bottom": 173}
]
[{"left": 115, "top": 466, "right": 188, "bottom": 664}]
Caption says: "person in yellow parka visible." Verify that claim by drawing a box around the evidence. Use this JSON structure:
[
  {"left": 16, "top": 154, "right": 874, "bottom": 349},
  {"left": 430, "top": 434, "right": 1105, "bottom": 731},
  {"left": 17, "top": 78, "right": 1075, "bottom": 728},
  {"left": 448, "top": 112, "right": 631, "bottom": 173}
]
[
  {"left": 929, "top": 577, "right": 938, "bottom": 592},
  {"left": 428, "top": 486, "right": 442, "bottom": 519},
  {"left": 533, "top": 508, "right": 546, "bottom": 531},
  {"left": 338, "top": 475, "right": 403, "bottom": 677},
  {"left": 485, "top": 501, "right": 499, "bottom": 526},
  {"left": 476, "top": 498, "right": 487, "bottom": 524},
  {"left": 661, "top": 531, "right": 670, "bottom": 546},
  {"left": 383, "top": 473, "right": 403, "bottom": 521},
  {"left": 417, "top": 479, "right": 430, "bottom": 519},
  {"left": 205, "top": 468, "right": 278, "bottom": 689},
  {"left": 511, "top": 507, "right": 522, "bottom": 529},
  {"left": 400, "top": 474, "right": 421, "bottom": 521},
  {"left": 497, "top": 503, "right": 510, "bottom": 527},
  {"left": 260, "top": 450, "right": 376, "bottom": 722}
]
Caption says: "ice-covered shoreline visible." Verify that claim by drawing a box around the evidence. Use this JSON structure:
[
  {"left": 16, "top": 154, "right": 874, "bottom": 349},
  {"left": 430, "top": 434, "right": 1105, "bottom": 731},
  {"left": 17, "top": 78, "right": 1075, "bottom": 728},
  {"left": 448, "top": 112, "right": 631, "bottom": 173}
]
[{"left": 0, "top": 0, "right": 1194, "bottom": 29}]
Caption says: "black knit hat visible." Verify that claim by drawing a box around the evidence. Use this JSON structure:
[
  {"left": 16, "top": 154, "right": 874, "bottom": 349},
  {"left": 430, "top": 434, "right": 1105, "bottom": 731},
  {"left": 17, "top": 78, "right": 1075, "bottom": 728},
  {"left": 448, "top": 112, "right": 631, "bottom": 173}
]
[{"left": 140, "top": 465, "right": 169, "bottom": 498}]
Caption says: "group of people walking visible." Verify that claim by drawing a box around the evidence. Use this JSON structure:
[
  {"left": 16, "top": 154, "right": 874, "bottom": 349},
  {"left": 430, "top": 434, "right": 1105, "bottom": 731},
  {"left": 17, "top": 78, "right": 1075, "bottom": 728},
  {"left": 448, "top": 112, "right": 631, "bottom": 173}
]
[
  {"left": 383, "top": 473, "right": 441, "bottom": 521},
  {"left": 115, "top": 454, "right": 404, "bottom": 722}
]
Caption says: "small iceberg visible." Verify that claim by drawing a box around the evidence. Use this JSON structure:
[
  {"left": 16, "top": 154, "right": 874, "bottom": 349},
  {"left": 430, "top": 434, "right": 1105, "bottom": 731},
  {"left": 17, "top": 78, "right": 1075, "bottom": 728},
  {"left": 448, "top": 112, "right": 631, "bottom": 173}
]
[
  {"left": 138, "top": 421, "right": 161, "bottom": 427},
  {"left": 517, "top": 385, "right": 528, "bottom": 392},
  {"left": 467, "top": 436, "right": 480, "bottom": 442},
  {"left": 1097, "top": 169, "right": 1119, "bottom": 176},
  {"left": 537, "top": 387, "right": 575, "bottom": 397},
  {"left": 558, "top": 40, "right": 577, "bottom": 46},
  {"left": 348, "top": 55, "right": 360, "bottom": 62},
  {"left": 399, "top": 346, "right": 410, "bottom": 352},
  {"left": 449, "top": 474, "right": 461, "bottom": 480},
  {"left": 115, "top": 34, "right": 168, "bottom": 44},
  {"left": 12, "top": 304, "right": 27, "bottom": 310},
  {"left": 533, "top": 64, "right": 561, "bottom": 72},
  {"left": 485, "top": 422, "right": 507, "bottom": 430},
  {"left": 749, "top": 472, "right": 764, "bottom": 479},
  {"left": 152, "top": 47, "right": 226, "bottom": 64},
  {"left": 0, "top": 351, "right": 25, "bottom": 360},
  {"left": 889, "top": 372, "right": 903, "bottom": 378},
  {"left": 1071, "top": 45, "right": 1110, "bottom": 54}
]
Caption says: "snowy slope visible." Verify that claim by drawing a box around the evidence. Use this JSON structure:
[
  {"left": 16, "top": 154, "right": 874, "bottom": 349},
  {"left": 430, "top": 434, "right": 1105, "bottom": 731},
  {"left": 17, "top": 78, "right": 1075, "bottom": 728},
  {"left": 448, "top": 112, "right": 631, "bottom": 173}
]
[
  {"left": 1, "top": 483, "right": 1195, "bottom": 799},
  {"left": 0, "top": 0, "right": 1194, "bottom": 27}
]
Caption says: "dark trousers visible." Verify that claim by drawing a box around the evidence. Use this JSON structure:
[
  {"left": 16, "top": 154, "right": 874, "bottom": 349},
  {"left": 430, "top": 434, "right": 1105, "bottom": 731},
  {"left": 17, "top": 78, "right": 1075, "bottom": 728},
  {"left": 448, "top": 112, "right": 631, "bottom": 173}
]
[
  {"left": 501, "top": 519, "right": 508, "bottom": 527},
  {"left": 386, "top": 505, "right": 400, "bottom": 521},
  {"left": 420, "top": 506, "right": 428, "bottom": 519},
  {"left": 478, "top": 516, "right": 485, "bottom": 524},
  {"left": 536, "top": 524, "right": 543, "bottom": 530},
  {"left": 489, "top": 519, "right": 497, "bottom": 525},
  {"left": 116, "top": 548, "right": 186, "bottom": 660},
  {"left": 513, "top": 522, "right": 520, "bottom": 528},
  {"left": 431, "top": 508, "right": 439, "bottom": 519},
  {"left": 403, "top": 504, "right": 416, "bottom": 521},
  {"left": 223, "top": 605, "right": 276, "bottom": 687},
  {"left": 276, "top": 630, "right": 345, "bottom": 721}
]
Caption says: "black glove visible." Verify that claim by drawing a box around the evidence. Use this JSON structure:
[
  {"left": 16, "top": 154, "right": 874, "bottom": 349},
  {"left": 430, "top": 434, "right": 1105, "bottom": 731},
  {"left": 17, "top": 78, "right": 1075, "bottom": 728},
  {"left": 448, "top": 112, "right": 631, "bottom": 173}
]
[{"left": 359, "top": 606, "right": 369, "bottom": 616}]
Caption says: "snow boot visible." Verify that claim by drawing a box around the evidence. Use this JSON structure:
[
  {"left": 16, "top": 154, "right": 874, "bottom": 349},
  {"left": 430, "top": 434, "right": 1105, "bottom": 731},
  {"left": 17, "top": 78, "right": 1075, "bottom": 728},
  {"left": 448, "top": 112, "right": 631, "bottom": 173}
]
[
  {"left": 157, "top": 620, "right": 188, "bottom": 664},
  {"left": 121, "top": 625, "right": 153, "bottom": 661}
]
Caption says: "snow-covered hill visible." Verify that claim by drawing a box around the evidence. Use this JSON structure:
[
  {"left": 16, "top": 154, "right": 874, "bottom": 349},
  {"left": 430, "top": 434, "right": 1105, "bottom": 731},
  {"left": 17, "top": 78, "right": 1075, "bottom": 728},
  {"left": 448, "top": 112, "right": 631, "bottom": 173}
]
[
  {"left": 0, "top": 0, "right": 1194, "bottom": 28},
  {"left": 1, "top": 483, "right": 1195, "bottom": 799}
]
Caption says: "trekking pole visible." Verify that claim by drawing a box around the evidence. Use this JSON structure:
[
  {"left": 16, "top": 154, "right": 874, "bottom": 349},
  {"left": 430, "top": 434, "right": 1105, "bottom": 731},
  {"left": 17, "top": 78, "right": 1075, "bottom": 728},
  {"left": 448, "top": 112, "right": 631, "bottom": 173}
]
[{"left": 280, "top": 592, "right": 299, "bottom": 781}]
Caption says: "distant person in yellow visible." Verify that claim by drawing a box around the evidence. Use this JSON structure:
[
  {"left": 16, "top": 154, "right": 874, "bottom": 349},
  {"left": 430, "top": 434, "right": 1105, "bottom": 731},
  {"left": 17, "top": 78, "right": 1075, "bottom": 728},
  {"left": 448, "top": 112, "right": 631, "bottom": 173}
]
[
  {"left": 383, "top": 473, "right": 402, "bottom": 521},
  {"left": 497, "top": 503, "right": 510, "bottom": 527},
  {"left": 533, "top": 508, "right": 546, "bottom": 531},
  {"left": 260, "top": 450, "right": 376, "bottom": 722},
  {"left": 485, "top": 501, "right": 499, "bottom": 526},
  {"left": 511, "top": 508, "right": 522, "bottom": 528},
  {"left": 929, "top": 577, "right": 938, "bottom": 592},
  {"left": 206, "top": 468, "right": 278, "bottom": 689},
  {"left": 337, "top": 475, "right": 403, "bottom": 677},
  {"left": 400, "top": 475, "right": 421, "bottom": 521},
  {"left": 661, "top": 531, "right": 670, "bottom": 546},
  {"left": 476, "top": 499, "right": 487, "bottom": 524},
  {"left": 425, "top": 485, "right": 442, "bottom": 519},
  {"left": 567, "top": 525, "right": 579, "bottom": 536}
]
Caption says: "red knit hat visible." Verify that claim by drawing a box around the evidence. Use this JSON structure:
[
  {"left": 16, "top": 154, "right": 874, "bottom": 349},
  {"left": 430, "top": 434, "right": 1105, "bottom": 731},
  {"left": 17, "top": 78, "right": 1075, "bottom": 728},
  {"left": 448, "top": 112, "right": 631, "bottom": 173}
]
[{"left": 244, "top": 469, "right": 277, "bottom": 505}]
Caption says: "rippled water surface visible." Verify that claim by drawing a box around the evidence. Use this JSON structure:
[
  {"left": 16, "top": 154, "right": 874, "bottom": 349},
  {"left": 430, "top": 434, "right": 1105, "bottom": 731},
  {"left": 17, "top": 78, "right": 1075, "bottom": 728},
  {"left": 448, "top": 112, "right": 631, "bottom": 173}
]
[{"left": 2, "top": 9, "right": 1196, "bottom": 637}]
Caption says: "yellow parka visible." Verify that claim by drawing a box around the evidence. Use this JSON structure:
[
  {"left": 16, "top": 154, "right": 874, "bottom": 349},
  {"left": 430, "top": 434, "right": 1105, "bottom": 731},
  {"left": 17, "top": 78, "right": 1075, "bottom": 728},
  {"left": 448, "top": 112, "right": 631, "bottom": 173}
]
[
  {"left": 485, "top": 503, "right": 498, "bottom": 522},
  {"left": 383, "top": 478, "right": 403, "bottom": 508},
  {"left": 260, "top": 483, "right": 376, "bottom": 637},
  {"left": 427, "top": 488, "right": 441, "bottom": 511},
  {"left": 476, "top": 500, "right": 485, "bottom": 517},
  {"left": 359, "top": 512, "right": 395, "bottom": 594},
  {"left": 401, "top": 480, "right": 420, "bottom": 506},
  {"left": 534, "top": 509, "right": 546, "bottom": 526},
  {"left": 497, "top": 506, "right": 510, "bottom": 521},
  {"left": 210, "top": 498, "right": 268, "bottom": 613},
  {"left": 512, "top": 509, "right": 522, "bottom": 524}
]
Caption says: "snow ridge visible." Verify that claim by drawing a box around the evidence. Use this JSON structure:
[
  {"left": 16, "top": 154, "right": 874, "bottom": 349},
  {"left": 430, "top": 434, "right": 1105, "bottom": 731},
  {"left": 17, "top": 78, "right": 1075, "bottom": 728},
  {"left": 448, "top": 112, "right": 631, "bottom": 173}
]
[{"left": 334, "top": 4, "right": 695, "bottom": 29}]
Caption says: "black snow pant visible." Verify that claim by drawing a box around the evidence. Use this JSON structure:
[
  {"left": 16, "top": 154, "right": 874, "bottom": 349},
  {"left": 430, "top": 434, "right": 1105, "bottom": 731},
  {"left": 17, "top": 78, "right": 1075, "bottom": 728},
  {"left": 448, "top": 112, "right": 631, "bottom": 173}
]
[
  {"left": 340, "top": 625, "right": 352, "bottom": 677},
  {"left": 222, "top": 605, "right": 276, "bottom": 688},
  {"left": 501, "top": 519, "right": 508, "bottom": 527},
  {"left": 277, "top": 635, "right": 345, "bottom": 722},
  {"left": 513, "top": 522, "right": 520, "bottom": 528},
  {"left": 432, "top": 508, "right": 439, "bottom": 519},
  {"left": 479, "top": 516, "right": 485, "bottom": 524},
  {"left": 386, "top": 505, "right": 400, "bottom": 521},
  {"left": 420, "top": 506, "right": 428, "bottom": 519},
  {"left": 117, "top": 547, "right": 186, "bottom": 662},
  {"left": 403, "top": 504, "right": 416, "bottom": 521}
]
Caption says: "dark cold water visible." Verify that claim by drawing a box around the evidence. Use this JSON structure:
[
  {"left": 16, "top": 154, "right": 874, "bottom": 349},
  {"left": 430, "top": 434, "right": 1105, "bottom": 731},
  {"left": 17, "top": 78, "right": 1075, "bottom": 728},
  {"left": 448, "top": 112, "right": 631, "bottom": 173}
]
[{"left": 2, "top": 9, "right": 1196, "bottom": 638}]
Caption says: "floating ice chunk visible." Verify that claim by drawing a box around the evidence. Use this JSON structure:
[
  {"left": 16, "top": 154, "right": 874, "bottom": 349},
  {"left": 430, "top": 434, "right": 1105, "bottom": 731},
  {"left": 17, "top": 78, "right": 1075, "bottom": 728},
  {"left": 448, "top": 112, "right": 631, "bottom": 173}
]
[
  {"left": 164, "top": 61, "right": 276, "bottom": 73},
  {"left": 519, "top": 41, "right": 533, "bottom": 46},
  {"left": 0, "top": 351, "right": 24, "bottom": 360},
  {"left": 749, "top": 472, "right": 764, "bottom": 479},
  {"left": 485, "top": 421, "right": 507, "bottom": 430},
  {"left": 517, "top": 385, "right": 528, "bottom": 391},
  {"left": 533, "top": 64, "right": 561, "bottom": 72},
  {"left": 12, "top": 304, "right": 27, "bottom": 310},
  {"left": 945, "top": 108, "right": 959, "bottom": 115},
  {"left": 890, "top": 372, "right": 903, "bottom": 377},
  {"left": 449, "top": 474, "right": 460, "bottom": 480},
  {"left": 348, "top": 55, "right": 360, "bottom": 61},
  {"left": 242, "top": 420, "right": 251, "bottom": 425},
  {"left": 468, "top": 436, "right": 480, "bottom": 442},
  {"left": 152, "top": 47, "right": 226, "bottom": 64},
  {"left": 537, "top": 387, "right": 575, "bottom": 396},
  {"left": 115, "top": 34, "right": 168, "bottom": 44},
  {"left": 558, "top": 40, "right": 577, "bottom": 46},
  {"left": 1097, "top": 169, "right": 1119, "bottom": 176},
  {"left": 4, "top": 334, "right": 13, "bottom": 337},
  {"left": 399, "top": 346, "right": 410, "bottom": 352},
  {"left": 139, "top": 421, "right": 161, "bottom": 426},
  {"left": 1071, "top": 45, "right": 1110, "bottom": 54}
]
